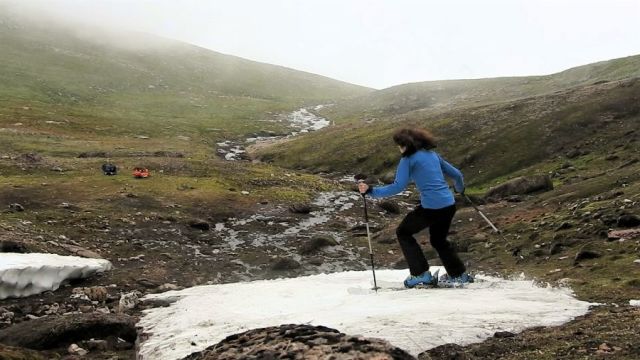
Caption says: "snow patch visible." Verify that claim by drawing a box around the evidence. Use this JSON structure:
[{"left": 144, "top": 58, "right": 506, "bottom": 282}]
[
  {"left": 0, "top": 253, "right": 112, "bottom": 299},
  {"left": 138, "top": 268, "right": 592, "bottom": 360},
  {"left": 630, "top": 300, "right": 640, "bottom": 307}
]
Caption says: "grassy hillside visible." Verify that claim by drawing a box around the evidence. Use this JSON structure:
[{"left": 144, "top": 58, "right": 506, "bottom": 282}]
[
  {"left": 0, "top": 11, "right": 370, "bottom": 155},
  {"left": 318, "top": 55, "right": 640, "bottom": 124},
  {"left": 258, "top": 76, "right": 640, "bottom": 189}
]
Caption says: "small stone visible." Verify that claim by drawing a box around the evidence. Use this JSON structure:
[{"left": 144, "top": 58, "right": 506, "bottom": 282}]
[
  {"left": 68, "top": 344, "right": 88, "bottom": 356},
  {"left": 137, "top": 278, "right": 160, "bottom": 289},
  {"left": 9, "top": 203, "right": 24, "bottom": 212},
  {"left": 188, "top": 219, "right": 210, "bottom": 231}
]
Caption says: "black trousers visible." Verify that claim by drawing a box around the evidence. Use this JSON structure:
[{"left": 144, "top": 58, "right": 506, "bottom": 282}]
[{"left": 396, "top": 204, "right": 466, "bottom": 277}]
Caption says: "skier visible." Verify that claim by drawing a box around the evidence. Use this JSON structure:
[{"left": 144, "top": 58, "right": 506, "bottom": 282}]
[{"left": 357, "top": 127, "right": 473, "bottom": 288}]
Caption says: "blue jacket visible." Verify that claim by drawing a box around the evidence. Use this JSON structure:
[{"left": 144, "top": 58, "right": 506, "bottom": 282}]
[{"left": 370, "top": 150, "right": 464, "bottom": 209}]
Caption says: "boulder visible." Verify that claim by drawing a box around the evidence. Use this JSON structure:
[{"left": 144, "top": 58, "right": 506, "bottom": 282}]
[
  {"left": 617, "top": 214, "right": 640, "bottom": 228},
  {"left": 378, "top": 200, "right": 401, "bottom": 214},
  {"left": 299, "top": 236, "right": 338, "bottom": 255},
  {"left": 271, "top": 258, "right": 301, "bottom": 271},
  {"left": 289, "top": 203, "right": 312, "bottom": 214},
  {"left": 485, "top": 175, "right": 553, "bottom": 201},
  {"left": 181, "top": 324, "right": 415, "bottom": 360}
]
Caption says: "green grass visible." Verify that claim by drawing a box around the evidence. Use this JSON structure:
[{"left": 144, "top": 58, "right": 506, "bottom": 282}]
[{"left": 259, "top": 77, "right": 640, "bottom": 190}]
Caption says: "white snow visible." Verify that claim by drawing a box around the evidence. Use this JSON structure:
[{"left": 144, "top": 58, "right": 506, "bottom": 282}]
[
  {"left": 630, "top": 300, "right": 640, "bottom": 307},
  {"left": 138, "top": 268, "right": 593, "bottom": 360},
  {"left": 0, "top": 253, "right": 112, "bottom": 299}
]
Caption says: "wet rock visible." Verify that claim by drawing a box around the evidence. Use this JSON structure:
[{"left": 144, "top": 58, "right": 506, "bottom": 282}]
[
  {"left": 307, "top": 257, "right": 324, "bottom": 266},
  {"left": 617, "top": 214, "right": 640, "bottom": 228},
  {"left": 494, "top": 331, "right": 516, "bottom": 338},
  {"left": 289, "top": 203, "right": 312, "bottom": 214},
  {"left": 0, "top": 313, "right": 136, "bottom": 350},
  {"left": 0, "top": 240, "right": 28, "bottom": 253},
  {"left": 420, "top": 343, "right": 471, "bottom": 360},
  {"left": 574, "top": 250, "right": 601, "bottom": 264},
  {"left": 181, "top": 324, "right": 415, "bottom": 360},
  {"left": 188, "top": 219, "right": 211, "bottom": 231},
  {"left": 378, "top": 200, "right": 401, "bottom": 214},
  {"left": 299, "top": 236, "right": 338, "bottom": 255},
  {"left": 8, "top": 203, "right": 24, "bottom": 212},
  {"left": 485, "top": 175, "right": 553, "bottom": 201},
  {"left": 271, "top": 258, "right": 301, "bottom": 271},
  {"left": 68, "top": 343, "right": 88, "bottom": 356}
]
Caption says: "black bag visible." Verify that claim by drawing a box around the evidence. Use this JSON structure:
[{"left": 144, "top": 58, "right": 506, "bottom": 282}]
[{"left": 102, "top": 163, "right": 117, "bottom": 175}]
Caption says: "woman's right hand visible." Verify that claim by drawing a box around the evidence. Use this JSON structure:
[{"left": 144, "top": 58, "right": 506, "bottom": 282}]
[{"left": 358, "top": 181, "right": 369, "bottom": 194}]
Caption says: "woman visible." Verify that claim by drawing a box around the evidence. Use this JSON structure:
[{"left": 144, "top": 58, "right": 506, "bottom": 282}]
[{"left": 358, "top": 127, "right": 473, "bottom": 288}]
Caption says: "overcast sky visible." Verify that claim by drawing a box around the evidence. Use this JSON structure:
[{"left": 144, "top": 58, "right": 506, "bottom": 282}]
[{"left": 4, "top": 0, "right": 640, "bottom": 89}]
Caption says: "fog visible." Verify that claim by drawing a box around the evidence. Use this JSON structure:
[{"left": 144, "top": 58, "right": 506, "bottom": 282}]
[{"left": 2, "top": 0, "right": 640, "bottom": 89}]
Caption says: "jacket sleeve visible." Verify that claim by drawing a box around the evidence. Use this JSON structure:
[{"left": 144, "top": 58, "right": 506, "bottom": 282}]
[
  {"left": 370, "top": 157, "right": 410, "bottom": 198},
  {"left": 439, "top": 156, "right": 465, "bottom": 193}
]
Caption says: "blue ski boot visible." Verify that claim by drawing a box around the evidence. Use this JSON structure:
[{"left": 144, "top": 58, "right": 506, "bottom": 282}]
[
  {"left": 404, "top": 270, "right": 437, "bottom": 288},
  {"left": 439, "top": 272, "right": 474, "bottom": 288}
]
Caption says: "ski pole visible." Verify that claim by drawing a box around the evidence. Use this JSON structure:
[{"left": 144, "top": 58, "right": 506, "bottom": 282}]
[
  {"left": 358, "top": 180, "right": 379, "bottom": 291},
  {"left": 463, "top": 194, "right": 521, "bottom": 257}
]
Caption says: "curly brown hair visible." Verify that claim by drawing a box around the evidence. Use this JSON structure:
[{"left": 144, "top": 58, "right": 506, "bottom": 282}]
[{"left": 392, "top": 127, "right": 437, "bottom": 156}]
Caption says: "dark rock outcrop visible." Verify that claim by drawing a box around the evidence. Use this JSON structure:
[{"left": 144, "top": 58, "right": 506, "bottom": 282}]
[
  {"left": 617, "top": 214, "right": 640, "bottom": 228},
  {"left": 485, "top": 175, "right": 553, "bottom": 201},
  {"left": 0, "top": 313, "right": 136, "bottom": 350},
  {"left": 182, "top": 324, "right": 415, "bottom": 360}
]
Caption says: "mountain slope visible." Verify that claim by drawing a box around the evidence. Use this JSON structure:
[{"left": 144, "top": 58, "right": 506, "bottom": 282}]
[
  {"left": 0, "top": 12, "right": 371, "bottom": 146},
  {"left": 258, "top": 76, "right": 640, "bottom": 188},
  {"left": 318, "top": 55, "right": 640, "bottom": 123}
]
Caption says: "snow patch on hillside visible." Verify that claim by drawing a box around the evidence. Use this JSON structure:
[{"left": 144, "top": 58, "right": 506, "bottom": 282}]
[
  {"left": 0, "top": 253, "right": 112, "bottom": 299},
  {"left": 138, "top": 268, "right": 592, "bottom": 360}
]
